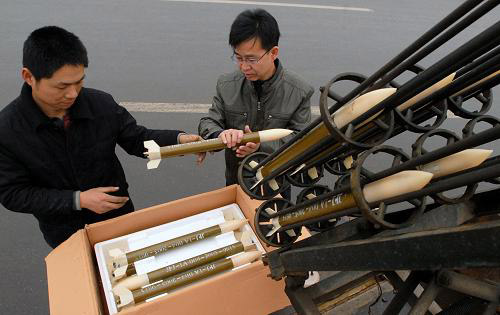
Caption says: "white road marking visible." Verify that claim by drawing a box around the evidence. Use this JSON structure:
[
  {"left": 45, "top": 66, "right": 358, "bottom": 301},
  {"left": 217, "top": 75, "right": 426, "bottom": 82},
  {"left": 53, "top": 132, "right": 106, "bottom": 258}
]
[
  {"left": 160, "top": 0, "right": 373, "bottom": 12},
  {"left": 120, "top": 101, "right": 322, "bottom": 115},
  {"left": 121, "top": 102, "right": 212, "bottom": 113},
  {"left": 121, "top": 102, "right": 461, "bottom": 119}
]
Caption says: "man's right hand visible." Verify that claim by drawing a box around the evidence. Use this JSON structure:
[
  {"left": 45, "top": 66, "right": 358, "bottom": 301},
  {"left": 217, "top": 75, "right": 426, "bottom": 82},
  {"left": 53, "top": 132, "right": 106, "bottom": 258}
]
[
  {"left": 80, "top": 187, "right": 129, "bottom": 214},
  {"left": 219, "top": 129, "right": 244, "bottom": 149}
]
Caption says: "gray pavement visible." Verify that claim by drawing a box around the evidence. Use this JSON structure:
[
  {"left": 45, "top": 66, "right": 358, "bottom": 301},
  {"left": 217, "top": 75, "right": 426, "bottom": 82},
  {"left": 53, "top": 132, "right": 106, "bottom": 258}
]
[{"left": 0, "top": 1, "right": 499, "bottom": 314}]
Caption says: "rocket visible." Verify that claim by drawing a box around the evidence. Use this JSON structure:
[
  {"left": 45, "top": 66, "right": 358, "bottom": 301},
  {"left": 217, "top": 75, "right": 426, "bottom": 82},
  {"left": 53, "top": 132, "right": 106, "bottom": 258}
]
[
  {"left": 260, "top": 88, "right": 398, "bottom": 180},
  {"left": 109, "top": 219, "right": 247, "bottom": 269},
  {"left": 263, "top": 148, "right": 491, "bottom": 236},
  {"left": 247, "top": 87, "right": 398, "bottom": 191},
  {"left": 288, "top": 73, "right": 457, "bottom": 179},
  {"left": 262, "top": 170, "right": 434, "bottom": 237},
  {"left": 418, "top": 149, "right": 492, "bottom": 178},
  {"left": 114, "top": 251, "right": 262, "bottom": 309},
  {"left": 113, "top": 234, "right": 256, "bottom": 290},
  {"left": 144, "top": 129, "right": 294, "bottom": 169},
  {"left": 112, "top": 231, "right": 256, "bottom": 282}
]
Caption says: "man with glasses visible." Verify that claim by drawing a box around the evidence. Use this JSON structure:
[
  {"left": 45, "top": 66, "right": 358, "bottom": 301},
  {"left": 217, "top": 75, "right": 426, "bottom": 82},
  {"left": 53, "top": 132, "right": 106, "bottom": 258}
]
[{"left": 199, "top": 8, "right": 313, "bottom": 195}]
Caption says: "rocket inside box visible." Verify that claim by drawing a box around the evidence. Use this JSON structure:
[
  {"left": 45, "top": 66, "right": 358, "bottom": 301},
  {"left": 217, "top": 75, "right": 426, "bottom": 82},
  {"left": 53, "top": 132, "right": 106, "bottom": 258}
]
[
  {"left": 45, "top": 185, "right": 292, "bottom": 315},
  {"left": 96, "top": 204, "right": 266, "bottom": 314}
]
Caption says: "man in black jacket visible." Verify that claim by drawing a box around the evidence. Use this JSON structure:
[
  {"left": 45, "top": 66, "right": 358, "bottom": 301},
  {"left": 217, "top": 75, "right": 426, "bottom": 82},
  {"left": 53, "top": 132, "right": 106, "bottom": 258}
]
[{"left": 0, "top": 26, "right": 203, "bottom": 248}]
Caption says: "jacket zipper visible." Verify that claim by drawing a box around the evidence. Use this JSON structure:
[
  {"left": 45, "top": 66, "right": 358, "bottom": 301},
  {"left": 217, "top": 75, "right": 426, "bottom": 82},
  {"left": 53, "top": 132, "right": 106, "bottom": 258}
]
[
  {"left": 253, "top": 82, "right": 263, "bottom": 130},
  {"left": 256, "top": 100, "right": 263, "bottom": 131}
]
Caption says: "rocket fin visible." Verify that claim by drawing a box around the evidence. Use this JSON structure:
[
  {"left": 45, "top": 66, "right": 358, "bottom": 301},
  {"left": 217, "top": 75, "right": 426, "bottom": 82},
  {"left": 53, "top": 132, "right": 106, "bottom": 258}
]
[{"left": 147, "top": 159, "right": 161, "bottom": 169}]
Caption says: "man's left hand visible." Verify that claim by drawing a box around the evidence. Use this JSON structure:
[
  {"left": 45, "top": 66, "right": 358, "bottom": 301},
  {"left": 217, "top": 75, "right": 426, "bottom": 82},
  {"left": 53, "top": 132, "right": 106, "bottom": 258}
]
[
  {"left": 235, "top": 125, "right": 260, "bottom": 158},
  {"left": 179, "top": 133, "right": 206, "bottom": 164}
]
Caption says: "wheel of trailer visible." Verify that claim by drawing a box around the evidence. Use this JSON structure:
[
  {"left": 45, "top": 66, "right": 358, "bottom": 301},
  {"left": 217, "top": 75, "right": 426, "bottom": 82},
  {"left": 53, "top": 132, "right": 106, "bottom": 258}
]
[
  {"left": 296, "top": 185, "right": 337, "bottom": 232},
  {"left": 254, "top": 198, "right": 301, "bottom": 247}
]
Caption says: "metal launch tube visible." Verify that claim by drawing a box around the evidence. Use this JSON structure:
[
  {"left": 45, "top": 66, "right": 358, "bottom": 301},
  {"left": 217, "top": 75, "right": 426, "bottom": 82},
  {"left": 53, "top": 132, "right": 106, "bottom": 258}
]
[
  {"left": 264, "top": 171, "right": 433, "bottom": 236},
  {"left": 259, "top": 88, "right": 397, "bottom": 178},
  {"left": 266, "top": 149, "right": 491, "bottom": 235},
  {"left": 244, "top": 0, "right": 487, "bottom": 176}
]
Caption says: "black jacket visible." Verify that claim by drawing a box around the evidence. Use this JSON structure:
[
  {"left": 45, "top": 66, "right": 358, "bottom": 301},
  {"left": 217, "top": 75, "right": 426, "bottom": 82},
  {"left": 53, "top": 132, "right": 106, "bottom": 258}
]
[{"left": 0, "top": 84, "right": 182, "bottom": 247}]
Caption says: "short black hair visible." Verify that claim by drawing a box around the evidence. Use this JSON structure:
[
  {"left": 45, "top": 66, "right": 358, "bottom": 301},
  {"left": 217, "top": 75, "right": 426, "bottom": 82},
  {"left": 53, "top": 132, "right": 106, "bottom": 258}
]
[
  {"left": 23, "top": 26, "right": 88, "bottom": 80},
  {"left": 229, "top": 9, "right": 280, "bottom": 50}
]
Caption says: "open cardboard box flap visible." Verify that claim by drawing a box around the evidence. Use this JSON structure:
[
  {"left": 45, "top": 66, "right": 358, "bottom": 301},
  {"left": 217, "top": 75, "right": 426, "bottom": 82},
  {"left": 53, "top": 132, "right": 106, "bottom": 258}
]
[
  {"left": 45, "top": 229, "right": 103, "bottom": 314},
  {"left": 45, "top": 185, "right": 292, "bottom": 314},
  {"left": 87, "top": 185, "right": 239, "bottom": 245}
]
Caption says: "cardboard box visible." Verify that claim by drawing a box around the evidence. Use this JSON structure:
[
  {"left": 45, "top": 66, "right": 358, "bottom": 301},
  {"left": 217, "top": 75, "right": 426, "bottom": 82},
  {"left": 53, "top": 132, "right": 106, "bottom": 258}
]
[
  {"left": 45, "top": 185, "right": 292, "bottom": 315},
  {"left": 95, "top": 203, "right": 266, "bottom": 313}
]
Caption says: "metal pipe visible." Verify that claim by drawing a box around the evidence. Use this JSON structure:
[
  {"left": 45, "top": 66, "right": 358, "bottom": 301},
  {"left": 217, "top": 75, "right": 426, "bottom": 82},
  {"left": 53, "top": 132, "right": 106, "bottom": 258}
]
[
  {"left": 256, "top": 20, "right": 500, "bottom": 181},
  {"left": 270, "top": 152, "right": 499, "bottom": 224},
  {"left": 409, "top": 53, "right": 500, "bottom": 113},
  {"left": 347, "top": 21, "right": 500, "bottom": 132},
  {"left": 275, "top": 208, "right": 358, "bottom": 234},
  {"left": 267, "top": 126, "right": 500, "bottom": 220},
  {"left": 383, "top": 271, "right": 424, "bottom": 315},
  {"left": 250, "top": 0, "right": 485, "bottom": 170},
  {"left": 460, "top": 75, "right": 500, "bottom": 100},
  {"left": 370, "top": 125, "right": 500, "bottom": 182},
  {"left": 332, "top": 0, "right": 485, "bottom": 107},
  {"left": 408, "top": 278, "right": 441, "bottom": 315},
  {"left": 369, "top": 0, "right": 500, "bottom": 91},
  {"left": 305, "top": 58, "right": 499, "bottom": 173},
  {"left": 416, "top": 57, "right": 499, "bottom": 110},
  {"left": 384, "top": 156, "right": 500, "bottom": 205},
  {"left": 457, "top": 45, "right": 500, "bottom": 76},
  {"left": 437, "top": 270, "right": 500, "bottom": 303}
]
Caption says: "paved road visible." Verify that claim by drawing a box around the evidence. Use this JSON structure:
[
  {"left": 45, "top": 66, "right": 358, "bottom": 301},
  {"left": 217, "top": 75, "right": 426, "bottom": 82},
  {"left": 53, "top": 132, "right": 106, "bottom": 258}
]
[{"left": 0, "top": 1, "right": 498, "bottom": 314}]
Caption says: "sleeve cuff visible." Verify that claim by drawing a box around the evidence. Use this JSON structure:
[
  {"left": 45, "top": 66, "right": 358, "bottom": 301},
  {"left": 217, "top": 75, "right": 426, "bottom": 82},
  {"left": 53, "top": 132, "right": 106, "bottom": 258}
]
[
  {"left": 73, "top": 191, "right": 82, "bottom": 211},
  {"left": 208, "top": 130, "right": 223, "bottom": 139},
  {"left": 177, "top": 132, "right": 187, "bottom": 144}
]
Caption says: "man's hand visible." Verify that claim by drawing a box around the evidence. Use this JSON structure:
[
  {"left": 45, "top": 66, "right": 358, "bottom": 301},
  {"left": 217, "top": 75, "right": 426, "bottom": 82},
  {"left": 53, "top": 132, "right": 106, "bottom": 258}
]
[
  {"left": 235, "top": 125, "right": 260, "bottom": 158},
  {"left": 179, "top": 133, "right": 206, "bottom": 164},
  {"left": 80, "top": 187, "right": 129, "bottom": 214},
  {"left": 219, "top": 129, "right": 244, "bottom": 149}
]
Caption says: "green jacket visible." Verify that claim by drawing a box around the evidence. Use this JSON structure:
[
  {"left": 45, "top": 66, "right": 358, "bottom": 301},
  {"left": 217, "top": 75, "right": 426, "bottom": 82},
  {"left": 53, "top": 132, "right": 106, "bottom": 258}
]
[{"left": 199, "top": 60, "right": 313, "bottom": 185}]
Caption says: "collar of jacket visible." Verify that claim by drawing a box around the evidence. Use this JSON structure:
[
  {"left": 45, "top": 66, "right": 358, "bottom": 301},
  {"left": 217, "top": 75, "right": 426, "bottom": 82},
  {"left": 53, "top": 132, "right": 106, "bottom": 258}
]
[
  {"left": 18, "top": 83, "right": 94, "bottom": 131},
  {"left": 244, "top": 59, "right": 283, "bottom": 98}
]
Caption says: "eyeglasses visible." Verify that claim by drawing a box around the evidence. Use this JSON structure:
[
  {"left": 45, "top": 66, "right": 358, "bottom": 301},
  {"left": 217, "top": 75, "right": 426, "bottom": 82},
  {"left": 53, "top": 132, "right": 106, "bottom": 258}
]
[{"left": 231, "top": 48, "right": 272, "bottom": 65}]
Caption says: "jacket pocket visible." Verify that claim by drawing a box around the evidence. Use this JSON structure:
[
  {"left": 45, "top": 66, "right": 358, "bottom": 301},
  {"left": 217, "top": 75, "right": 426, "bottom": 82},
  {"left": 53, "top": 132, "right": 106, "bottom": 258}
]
[
  {"left": 265, "top": 112, "right": 291, "bottom": 129},
  {"left": 225, "top": 109, "right": 248, "bottom": 129}
]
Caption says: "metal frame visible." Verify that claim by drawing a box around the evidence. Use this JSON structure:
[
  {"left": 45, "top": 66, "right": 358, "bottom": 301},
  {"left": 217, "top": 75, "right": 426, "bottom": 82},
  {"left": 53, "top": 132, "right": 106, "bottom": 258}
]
[{"left": 263, "top": 189, "right": 500, "bottom": 314}]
